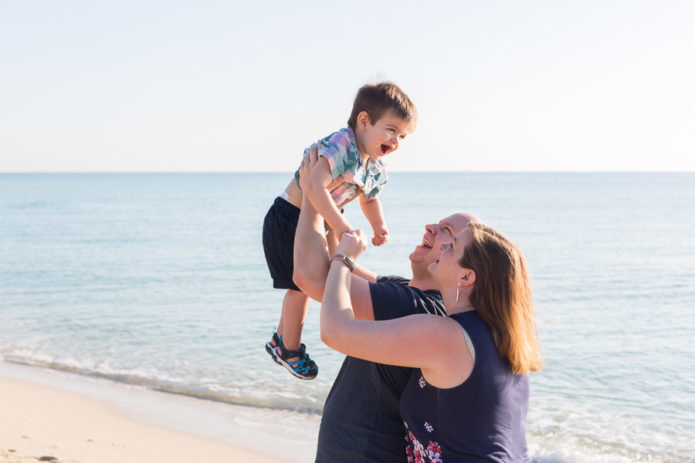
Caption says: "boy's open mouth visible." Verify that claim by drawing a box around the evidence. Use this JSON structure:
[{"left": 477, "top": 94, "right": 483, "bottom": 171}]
[{"left": 380, "top": 144, "right": 390, "bottom": 154}]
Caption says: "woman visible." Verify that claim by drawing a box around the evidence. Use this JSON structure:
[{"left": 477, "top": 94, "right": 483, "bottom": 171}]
[{"left": 321, "top": 223, "right": 542, "bottom": 462}]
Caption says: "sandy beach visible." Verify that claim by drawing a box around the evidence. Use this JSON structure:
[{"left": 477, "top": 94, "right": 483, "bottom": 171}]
[{"left": 0, "top": 362, "right": 320, "bottom": 463}]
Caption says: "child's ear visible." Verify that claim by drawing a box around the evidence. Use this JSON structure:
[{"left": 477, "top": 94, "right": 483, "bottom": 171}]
[{"left": 356, "top": 111, "right": 371, "bottom": 130}]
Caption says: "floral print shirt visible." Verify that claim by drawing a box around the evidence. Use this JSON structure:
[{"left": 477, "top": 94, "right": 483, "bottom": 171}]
[
  {"left": 399, "top": 311, "right": 531, "bottom": 462},
  {"left": 405, "top": 417, "right": 443, "bottom": 463},
  {"left": 294, "top": 127, "right": 388, "bottom": 205}
]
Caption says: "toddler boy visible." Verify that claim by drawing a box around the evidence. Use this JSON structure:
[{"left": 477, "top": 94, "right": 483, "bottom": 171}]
[{"left": 262, "top": 82, "right": 416, "bottom": 379}]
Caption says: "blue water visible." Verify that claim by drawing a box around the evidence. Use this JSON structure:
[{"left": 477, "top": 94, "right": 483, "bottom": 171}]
[{"left": 1, "top": 173, "right": 694, "bottom": 462}]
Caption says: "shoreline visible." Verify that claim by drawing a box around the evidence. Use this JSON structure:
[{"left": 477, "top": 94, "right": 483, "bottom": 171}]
[{"left": 0, "top": 362, "right": 320, "bottom": 463}]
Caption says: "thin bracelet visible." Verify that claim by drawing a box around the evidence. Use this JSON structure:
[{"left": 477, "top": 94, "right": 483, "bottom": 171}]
[{"left": 331, "top": 254, "right": 355, "bottom": 272}]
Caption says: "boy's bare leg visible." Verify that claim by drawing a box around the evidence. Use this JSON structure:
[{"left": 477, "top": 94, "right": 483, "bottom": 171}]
[
  {"left": 277, "top": 288, "right": 309, "bottom": 361},
  {"left": 273, "top": 315, "right": 283, "bottom": 345}
]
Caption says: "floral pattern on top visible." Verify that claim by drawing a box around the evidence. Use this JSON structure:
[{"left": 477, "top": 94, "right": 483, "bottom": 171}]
[
  {"left": 293, "top": 127, "right": 388, "bottom": 204},
  {"left": 418, "top": 374, "right": 427, "bottom": 389},
  {"left": 404, "top": 421, "right": 443, "bottom": 463}
]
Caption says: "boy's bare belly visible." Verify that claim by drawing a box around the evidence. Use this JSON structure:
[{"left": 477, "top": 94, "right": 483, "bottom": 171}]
[
  {"left": 283, "top": 180, "right": 304, "bottom": 208},
  {"left": 283, "top": 179, "right": 356, "bottom": 210}
]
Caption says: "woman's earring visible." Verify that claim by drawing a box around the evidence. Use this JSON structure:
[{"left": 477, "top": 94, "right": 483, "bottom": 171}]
[{"left": 456, "top": 285, "right": 460, "bottom": 302}]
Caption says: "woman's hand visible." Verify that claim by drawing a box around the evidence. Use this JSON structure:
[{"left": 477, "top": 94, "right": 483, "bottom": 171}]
[
  {"left": 336, "top": 229, "right": 368, "bottom": 261},
  {"left": 298, "top": 144, "right": 318, "bottom": 191}
]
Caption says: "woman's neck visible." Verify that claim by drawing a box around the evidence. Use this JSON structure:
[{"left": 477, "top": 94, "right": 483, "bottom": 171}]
[{"left": 442, "top": 291, "right": 475, "bottom": 315}]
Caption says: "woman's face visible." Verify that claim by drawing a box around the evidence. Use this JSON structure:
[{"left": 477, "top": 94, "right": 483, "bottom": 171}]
[{"left": 428, "top": 227, "right": 472, "bottom": 286}]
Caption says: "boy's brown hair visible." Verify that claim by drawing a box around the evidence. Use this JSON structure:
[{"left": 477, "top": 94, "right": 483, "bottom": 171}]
[{"left": 347, "top": 82, "right": 417, "bottom": 131}]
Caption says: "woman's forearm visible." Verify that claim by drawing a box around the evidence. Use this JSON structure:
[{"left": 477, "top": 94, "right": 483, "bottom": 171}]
[{"left": 320, "top": 260, "right": 356, "bottom": 348}]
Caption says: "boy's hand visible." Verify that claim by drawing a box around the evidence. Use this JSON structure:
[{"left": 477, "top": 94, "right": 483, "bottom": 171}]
[
  {"left": 371, "top": 224, "right": 389, "bottom": 246},
  {"left": 336, "top": 226, "right": 353, "bottom": 241},
  {"left": 336, "top": 229, "right": 368, "bottom": 261}
]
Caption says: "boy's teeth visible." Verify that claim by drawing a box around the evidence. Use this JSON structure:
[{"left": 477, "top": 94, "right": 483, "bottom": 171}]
[{"left": 422, "top": 239, "right": 432, "bottom": 248}]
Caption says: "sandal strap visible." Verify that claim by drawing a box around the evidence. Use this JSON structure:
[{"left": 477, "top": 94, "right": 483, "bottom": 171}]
[
  {"left": 288, "top": 357, "right": 316, "bottom": 375},
  {"left": 279, "top": 342, "right": 307, "bottom": 360},
  {"left": 278, "top": 343, "right": 317, "bottom": 374}
]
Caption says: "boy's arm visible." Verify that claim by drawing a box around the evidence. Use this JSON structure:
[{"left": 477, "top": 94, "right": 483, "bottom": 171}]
[
  {"left": 293, "top": 151, "right": 378, "bottom": 320},
  {"left": 304, "top": 157, "right": 353, "bottom": 238},
  {"left": 360, "top": 195, "right": 389, "bottom": 246}
]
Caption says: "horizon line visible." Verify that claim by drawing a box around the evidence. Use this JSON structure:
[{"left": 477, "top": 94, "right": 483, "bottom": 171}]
[{"left": 1, "top": 170, "right": 693, "bottom": 175}]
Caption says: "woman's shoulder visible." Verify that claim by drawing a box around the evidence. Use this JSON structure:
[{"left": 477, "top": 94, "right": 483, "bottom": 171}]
[{"left": 448, "top": 312, "right": 495, "bottom": 350}]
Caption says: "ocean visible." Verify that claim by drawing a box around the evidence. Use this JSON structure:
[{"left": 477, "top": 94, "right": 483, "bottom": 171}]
[{"left": 1, "top": 172, "right": 693, "bottom": 462}]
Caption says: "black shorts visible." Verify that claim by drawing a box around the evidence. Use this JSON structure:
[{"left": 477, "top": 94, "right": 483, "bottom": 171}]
[{"left": 262, "top": 197, "right": 301, "bottom": 291}]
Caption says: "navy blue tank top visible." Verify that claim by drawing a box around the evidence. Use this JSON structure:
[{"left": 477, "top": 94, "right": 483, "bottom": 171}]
[{"left": 399, "top": 311, "right": 530, "bottom": 462}]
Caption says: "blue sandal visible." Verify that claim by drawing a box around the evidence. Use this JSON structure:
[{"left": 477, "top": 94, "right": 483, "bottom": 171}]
[
  {"left": 265, "top": 331, "right": 282, "bottom": 365},
  {"left": 274, "top": 342, "right": 318, "bottom": 380}
]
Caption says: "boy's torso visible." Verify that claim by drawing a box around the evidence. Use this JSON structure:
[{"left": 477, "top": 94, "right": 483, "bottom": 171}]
[
  {"left": 282, "top": 176, "right": 357, "bottom": 210},
  {"left": 286, "top": 128, "right": 388, "bottom": 209}
]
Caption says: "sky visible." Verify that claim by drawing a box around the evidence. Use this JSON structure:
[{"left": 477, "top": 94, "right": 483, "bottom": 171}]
[{"left": 1, "top": 1, "right": 694, "bottom": 172}]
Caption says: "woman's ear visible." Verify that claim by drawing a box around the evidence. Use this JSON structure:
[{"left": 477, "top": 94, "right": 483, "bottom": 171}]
[
  {"left": 459, "top": 269, "right": 476, "bottom": 287},
  {"left": 356, "top": 111, "right": 371, "bottom": 131}
]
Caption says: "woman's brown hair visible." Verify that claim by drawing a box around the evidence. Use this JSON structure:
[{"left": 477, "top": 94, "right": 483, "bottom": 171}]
[{"left": 460, "top": 223, "right": 542, "bottom": 375}]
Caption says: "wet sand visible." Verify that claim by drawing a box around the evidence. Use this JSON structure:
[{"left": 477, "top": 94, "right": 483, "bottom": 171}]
[{"left": 0, "top": 363, "right": 320, "bottom": 463}]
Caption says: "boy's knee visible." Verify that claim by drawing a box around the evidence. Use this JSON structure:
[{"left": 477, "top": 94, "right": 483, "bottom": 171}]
[
  {"left": 292, "top": 273, "right": 306, "bottom": 293},
  {"left": 287, "top": 287, "right": 307, "bottom": 299}
]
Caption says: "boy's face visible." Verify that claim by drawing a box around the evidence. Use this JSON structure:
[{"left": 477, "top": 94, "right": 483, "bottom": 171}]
[{"left": 355, "top": 110, "right": 414, "bottom": 162}]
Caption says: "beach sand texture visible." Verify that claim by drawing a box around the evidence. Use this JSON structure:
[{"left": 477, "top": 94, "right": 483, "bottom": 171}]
[{"left": 0, "top": 375, "right": 292, "bottom": 463}]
